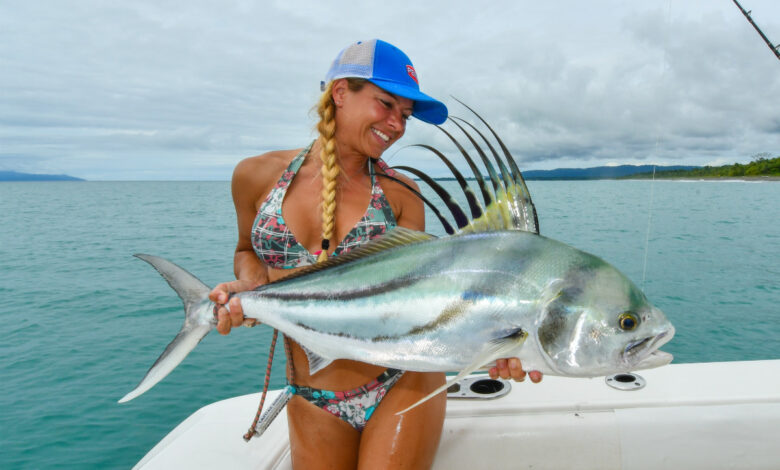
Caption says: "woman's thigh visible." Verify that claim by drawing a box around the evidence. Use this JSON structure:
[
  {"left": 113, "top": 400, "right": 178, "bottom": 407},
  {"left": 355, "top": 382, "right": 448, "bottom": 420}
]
[
  {"left": 287, "top": 395, "right": 361, "bottom": 470},
  {"left": 357, "top": 371, "right": 447, "bottom": 470}
]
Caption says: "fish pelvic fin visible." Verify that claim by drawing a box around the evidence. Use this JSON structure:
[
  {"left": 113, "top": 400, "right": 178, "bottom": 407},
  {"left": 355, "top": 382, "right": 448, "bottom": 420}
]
[
  {"left": 396, "top": 327, "right": 528, "bottom": 415},
  {"left": 301, "top": 345, "right": 335, "bottom": 375},
  {"left": 118, "top": 254, "right": 216, "bottom": 403}
]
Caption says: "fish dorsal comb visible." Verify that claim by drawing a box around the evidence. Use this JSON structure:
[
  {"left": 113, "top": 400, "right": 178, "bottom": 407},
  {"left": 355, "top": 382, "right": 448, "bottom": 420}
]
[
  {"left": 395, "top": 100, "right": 539, "bottom": 236},
  {"left": 459, "top": 176, "right": 537, "bottom": 235}
]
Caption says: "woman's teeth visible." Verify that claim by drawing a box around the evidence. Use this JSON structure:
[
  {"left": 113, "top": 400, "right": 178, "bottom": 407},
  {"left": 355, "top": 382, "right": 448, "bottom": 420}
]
[{"left": 372, "top": 128, "right": 390, "bottom": 142}]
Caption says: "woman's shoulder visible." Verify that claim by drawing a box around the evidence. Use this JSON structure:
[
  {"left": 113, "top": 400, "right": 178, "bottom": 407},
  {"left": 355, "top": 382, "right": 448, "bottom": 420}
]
[
  {"left": 374, "top": 160, "right": 424, "bottom": 230},
  {"left": 232, "top": 148, "right": 303, "bottom": 191},
  {"left": 375, "top": 160, "right": 420, "bottom": 197}
]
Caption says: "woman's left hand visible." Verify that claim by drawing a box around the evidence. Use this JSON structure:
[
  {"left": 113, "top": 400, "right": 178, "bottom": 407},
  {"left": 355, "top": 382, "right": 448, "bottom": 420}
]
[{"left": 489, "top": 358, "right": 543, "bottom": 383}]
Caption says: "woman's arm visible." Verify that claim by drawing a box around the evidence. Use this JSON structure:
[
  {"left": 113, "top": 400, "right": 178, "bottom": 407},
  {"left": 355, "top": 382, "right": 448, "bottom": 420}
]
[{"left": 210, "top": 154, "right": 283, "bottom": 335}]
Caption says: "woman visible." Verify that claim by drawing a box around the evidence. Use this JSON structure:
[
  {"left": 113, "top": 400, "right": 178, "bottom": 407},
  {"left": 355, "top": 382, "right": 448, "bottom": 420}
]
[{"left": 210, "top": 39, "right": 541, "bottom": 469}]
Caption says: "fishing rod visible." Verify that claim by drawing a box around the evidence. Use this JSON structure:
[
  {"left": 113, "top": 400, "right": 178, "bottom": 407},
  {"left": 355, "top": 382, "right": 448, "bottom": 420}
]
[{"left": 731, "top": 0, "right": 780, "bottom": 61}]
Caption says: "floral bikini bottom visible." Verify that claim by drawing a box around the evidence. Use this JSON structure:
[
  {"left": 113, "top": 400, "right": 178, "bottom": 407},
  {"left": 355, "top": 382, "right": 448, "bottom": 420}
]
[{"left": 289, "top": 369, "right": 404, "bottom": 431}]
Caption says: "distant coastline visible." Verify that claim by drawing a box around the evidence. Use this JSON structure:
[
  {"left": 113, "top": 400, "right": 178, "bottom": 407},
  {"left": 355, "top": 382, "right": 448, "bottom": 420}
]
[
  {"left": 5, "top": 157, "right": 777, "bottom": 182},
  {"left": 624, "top": 175, "right": 780, "bottom": 182},
  {"left": 431, "top": 158, "right": 779, "bottom": 181},
  {"left": 523, "top": 164, "right": 697, "bottom": 180},
  {"left": 0, "top": 171, "right": 84, "bottom": 182},
  {"left": 622, "top": 156, "right": 779, "bottom": 180},
  {"left": 430, "top": 164, "right": 700, "bottom": 181}
]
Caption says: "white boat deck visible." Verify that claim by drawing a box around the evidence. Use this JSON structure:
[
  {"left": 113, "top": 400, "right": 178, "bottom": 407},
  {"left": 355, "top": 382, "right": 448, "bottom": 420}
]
[{"left": 135, "top": 359, "right": 780, "bottom": 469}]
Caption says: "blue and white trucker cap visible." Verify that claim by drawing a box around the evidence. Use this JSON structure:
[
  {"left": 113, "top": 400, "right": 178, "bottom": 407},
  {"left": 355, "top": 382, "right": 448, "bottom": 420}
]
[{"left": 322, "top": 39, "right": 448, "bottom": 125}]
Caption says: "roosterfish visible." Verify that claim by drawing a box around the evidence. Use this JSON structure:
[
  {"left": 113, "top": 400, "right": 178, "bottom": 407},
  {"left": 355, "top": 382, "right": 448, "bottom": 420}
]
[{"left": 119, "top": 103, "right": 674, "bottom": 425}]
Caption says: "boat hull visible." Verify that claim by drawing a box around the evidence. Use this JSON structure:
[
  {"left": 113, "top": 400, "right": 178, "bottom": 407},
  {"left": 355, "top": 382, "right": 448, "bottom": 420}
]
[{"left": 133, "top": 360, "right": 780, "bottom": 470}]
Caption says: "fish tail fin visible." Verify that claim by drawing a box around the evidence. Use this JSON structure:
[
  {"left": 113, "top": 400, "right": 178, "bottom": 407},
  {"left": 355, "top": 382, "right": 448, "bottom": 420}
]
[{"left": 118, "top": 254, "right": 216, "bottom": 403}]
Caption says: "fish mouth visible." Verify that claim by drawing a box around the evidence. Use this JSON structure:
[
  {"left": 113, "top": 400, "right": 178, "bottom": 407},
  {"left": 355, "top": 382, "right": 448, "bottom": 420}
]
[
  {"left": 634, "top": 349, "right": 674, "bottom": 369},
  {"left": 622, "top": 327, "right": 675, "bottom": 370}
]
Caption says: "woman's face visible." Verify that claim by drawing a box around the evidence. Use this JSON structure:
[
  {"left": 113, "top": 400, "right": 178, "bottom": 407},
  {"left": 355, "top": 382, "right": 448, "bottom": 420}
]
[{"left": 334, "top": 80, "right": 414, "bottom": 159}]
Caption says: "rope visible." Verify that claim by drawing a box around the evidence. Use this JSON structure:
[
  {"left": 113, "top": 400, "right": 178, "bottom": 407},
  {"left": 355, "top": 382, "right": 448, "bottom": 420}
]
[{"left": 243, "top": 328, "right": 279, "bottom": 441}]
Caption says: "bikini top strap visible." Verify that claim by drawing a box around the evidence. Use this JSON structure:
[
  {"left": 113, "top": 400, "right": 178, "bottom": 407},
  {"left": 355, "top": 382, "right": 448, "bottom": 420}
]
[
  {"left": 367, "top": 157, "right": 398, "bottom": 187},
  {"left": 373, "top": 158, "right": 397, "bottom": 179},
  {"left": 367, "top": 158, "right": 399, "bottom": 226},
  {"left": 264, "top": 141, "right": 314, "bottom": 200},
  {"left": 287, "top": 140, "right": 315, "bottom": 174},
  {"left": 255, "top": 141, "right": 316, "bottom": 221}
]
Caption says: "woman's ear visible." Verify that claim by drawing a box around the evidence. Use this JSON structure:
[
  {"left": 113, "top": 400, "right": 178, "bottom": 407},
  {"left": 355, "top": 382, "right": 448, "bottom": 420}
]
[{"left": 331, "top": 78, "right": 347, "bottom": 107}]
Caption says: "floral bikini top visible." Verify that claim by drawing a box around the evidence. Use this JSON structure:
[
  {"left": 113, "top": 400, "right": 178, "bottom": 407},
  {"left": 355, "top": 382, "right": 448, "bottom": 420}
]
[{"left": 252, "top": 142, "right": 398, "bottom": 269}]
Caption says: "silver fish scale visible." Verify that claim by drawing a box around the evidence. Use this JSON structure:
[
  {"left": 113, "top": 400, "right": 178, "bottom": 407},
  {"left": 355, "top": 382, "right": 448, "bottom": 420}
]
[{"left": 237, "top": 231, "right": 595, "bottom": 371}]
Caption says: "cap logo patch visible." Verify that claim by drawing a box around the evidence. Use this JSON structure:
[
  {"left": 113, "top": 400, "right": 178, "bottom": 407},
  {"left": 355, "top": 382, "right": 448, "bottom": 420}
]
[{"left": 406, "top": 65, "right": 418, "bottom": 84}]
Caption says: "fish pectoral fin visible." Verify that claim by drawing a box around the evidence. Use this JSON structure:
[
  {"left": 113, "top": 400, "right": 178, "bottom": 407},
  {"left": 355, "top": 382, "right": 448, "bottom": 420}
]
[
  {"left": 395, "top": 328, "right": 528, "bottom": 415},
  {"left": 302, "top": 345, "right": 334, "bottom": 376},
  {"left": 488, "top": 327, "right": 529, "bottom": 347}
]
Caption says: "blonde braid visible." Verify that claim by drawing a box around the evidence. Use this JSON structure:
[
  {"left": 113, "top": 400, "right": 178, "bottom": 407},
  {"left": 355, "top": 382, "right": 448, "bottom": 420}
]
[{"left": 316, "top": 82, "right": 339, "bottom": 263}]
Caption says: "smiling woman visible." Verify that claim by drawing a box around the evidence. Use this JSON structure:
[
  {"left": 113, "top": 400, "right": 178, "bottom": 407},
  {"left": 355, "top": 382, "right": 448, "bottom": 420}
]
[{"left": 203, "top": 39, "right": 540, "bottom": 469}]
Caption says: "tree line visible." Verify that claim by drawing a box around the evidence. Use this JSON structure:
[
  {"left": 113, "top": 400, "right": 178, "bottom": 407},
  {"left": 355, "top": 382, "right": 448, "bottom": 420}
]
[{"left": 627, "top": 153, "right": 780, "bottom": 179}]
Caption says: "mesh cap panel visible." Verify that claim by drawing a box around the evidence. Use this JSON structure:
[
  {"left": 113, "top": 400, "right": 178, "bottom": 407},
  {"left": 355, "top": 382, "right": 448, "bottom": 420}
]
[{"left": 325, "top": 39, "right": 376, "bottom": 83}]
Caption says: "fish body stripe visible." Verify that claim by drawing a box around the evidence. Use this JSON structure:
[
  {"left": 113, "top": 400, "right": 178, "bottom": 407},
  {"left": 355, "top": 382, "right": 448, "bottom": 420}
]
[{"left": 258, "top": 275, "right": 421, "bottom": 302}]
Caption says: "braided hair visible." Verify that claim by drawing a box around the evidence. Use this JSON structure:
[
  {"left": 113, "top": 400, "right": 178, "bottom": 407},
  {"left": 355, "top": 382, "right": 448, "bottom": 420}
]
[{"left": 314, "top": 78, "right": 367, "bottom": 262}]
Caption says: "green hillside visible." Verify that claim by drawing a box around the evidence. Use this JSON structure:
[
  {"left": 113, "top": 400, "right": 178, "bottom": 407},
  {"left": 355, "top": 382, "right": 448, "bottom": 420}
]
[{"left": 627, "top": 154, "right": 780, "bottom": 179}]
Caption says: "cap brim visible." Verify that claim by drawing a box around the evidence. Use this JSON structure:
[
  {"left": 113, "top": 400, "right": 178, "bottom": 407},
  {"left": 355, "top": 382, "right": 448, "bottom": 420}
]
[{"left": 368, "top": 78, "right": 448, "bottom": 125}]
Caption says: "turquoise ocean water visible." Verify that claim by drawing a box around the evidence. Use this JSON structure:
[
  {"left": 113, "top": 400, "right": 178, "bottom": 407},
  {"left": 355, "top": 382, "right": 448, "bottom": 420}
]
[{"left": 1, "top": 179, "right": 778, "bottom": 469}]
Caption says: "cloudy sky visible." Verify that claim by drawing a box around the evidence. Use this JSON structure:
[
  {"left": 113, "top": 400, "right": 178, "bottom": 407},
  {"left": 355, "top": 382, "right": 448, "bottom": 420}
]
[{"left": 1, "top": 0, "right": 778, "bottom": 180}]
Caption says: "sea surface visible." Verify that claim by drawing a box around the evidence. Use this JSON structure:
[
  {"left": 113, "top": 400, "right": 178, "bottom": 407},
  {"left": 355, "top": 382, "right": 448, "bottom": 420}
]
[{"left": 1, "top": 179, "right": 778, "bottom": 469}]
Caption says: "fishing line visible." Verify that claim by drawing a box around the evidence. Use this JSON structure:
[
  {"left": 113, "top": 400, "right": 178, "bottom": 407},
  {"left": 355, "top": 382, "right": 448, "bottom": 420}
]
[
  {"left": 641, "top": 0, "right": 672, "bottom": 289},
  {"left": 641, "top": 165, "right": 656, "bottom": 288}
]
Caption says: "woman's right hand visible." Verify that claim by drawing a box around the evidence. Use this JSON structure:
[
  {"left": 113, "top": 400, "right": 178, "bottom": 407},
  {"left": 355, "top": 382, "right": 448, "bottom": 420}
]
[{"left": 209, "top": 279, "right": 261, "bottom": 335}]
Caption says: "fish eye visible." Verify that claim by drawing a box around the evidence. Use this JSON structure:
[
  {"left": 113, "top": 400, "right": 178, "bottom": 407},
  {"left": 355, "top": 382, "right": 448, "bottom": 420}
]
[{"left": 618, "top": 312, "right": 639, "bottom": 331}]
